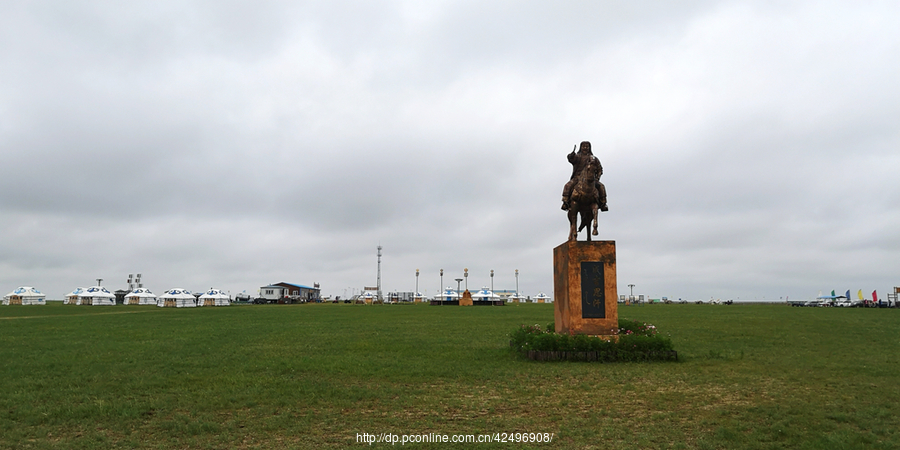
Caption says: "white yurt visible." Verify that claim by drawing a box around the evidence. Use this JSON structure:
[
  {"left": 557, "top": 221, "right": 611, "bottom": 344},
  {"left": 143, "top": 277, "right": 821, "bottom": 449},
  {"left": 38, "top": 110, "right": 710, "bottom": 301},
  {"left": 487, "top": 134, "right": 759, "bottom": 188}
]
[
  {"left": 158, "top": 288, "right": 196, "bottom": 308},
  {"left": 472, "top": 287, "right": 499, "bottom": 302},
  {"left": 508, "top": 293, "right": 526, "bottom": 303},
  {"left": 198, "top": 288, "right": 230, "bottom": 306},
  {"left": 361, "top": 291, "right": 377, "bottom": 304},
  {"left": 65, "top": 287, "right": 84, "bottom": 305},
  {"left": 434, "top": 287, "right": 461, "bottom": 301},
  {"left": 78, "top": 286, "right": 115, "bottom": 306},
  {"left": 124, "top": 288, "right": 157, "bottom": 305},
  {"left": 3, "top": 287, "right": 46, "bottom": 305},
  {"left": 534, "top": 292, "right": 552, "bottom": 303}
]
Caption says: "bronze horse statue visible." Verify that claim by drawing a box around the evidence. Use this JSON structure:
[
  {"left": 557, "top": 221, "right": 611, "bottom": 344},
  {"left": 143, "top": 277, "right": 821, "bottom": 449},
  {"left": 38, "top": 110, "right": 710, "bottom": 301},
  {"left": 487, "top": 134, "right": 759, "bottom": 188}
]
[{"left": 567, "top": 156, "right": 600, "bottom": 241}]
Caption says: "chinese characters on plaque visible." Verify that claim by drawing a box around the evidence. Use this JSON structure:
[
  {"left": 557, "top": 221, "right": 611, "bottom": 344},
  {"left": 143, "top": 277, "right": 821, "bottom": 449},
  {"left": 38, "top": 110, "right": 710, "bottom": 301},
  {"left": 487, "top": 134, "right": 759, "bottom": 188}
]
[{"left": 580, "top": 262, "right": 605, "bottom": 318}]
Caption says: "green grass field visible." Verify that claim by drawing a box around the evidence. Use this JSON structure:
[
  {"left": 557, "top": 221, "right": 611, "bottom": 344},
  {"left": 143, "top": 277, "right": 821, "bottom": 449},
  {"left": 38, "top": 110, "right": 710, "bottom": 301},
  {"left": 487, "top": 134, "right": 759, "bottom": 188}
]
[{"left": 1, "top": 302, "right": 898, "bottom": 449}]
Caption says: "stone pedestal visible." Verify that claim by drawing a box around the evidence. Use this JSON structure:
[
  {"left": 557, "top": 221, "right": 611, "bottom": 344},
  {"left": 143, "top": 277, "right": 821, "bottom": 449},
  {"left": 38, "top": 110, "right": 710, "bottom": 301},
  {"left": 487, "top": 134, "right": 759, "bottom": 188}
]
[
  {"left": 553, "top": 240, "right": 618, "bottom": 336},
  {"left": 459, "top": 290, "right": 473, "bottom": 306}
]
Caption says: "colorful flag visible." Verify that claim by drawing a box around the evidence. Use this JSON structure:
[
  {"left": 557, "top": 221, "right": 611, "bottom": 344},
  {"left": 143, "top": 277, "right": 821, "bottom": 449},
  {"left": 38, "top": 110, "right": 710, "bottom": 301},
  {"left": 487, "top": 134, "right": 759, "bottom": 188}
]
[{"left": 873, "top": 290, "right": 878, "bottom": 303}]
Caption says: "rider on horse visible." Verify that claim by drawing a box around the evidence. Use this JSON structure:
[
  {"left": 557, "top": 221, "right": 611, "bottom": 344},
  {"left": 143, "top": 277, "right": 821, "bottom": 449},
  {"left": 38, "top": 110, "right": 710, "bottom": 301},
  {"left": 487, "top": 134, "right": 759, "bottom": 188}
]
[{"left": 561, "top": 141, "right": 608, "bottom": 212}]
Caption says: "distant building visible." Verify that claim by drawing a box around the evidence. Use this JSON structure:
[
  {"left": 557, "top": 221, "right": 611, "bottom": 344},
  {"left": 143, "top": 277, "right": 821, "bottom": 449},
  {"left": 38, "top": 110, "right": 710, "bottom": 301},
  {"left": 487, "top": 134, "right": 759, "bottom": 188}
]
[
  {"left": 260, "top": 282, "right": 321, "bottom": 302},
  {"left": 114, "top": 289, "right": 129, "bottom": 304},
  {"left": 386, "top": 291, "right": 414, "bottom": 302}
]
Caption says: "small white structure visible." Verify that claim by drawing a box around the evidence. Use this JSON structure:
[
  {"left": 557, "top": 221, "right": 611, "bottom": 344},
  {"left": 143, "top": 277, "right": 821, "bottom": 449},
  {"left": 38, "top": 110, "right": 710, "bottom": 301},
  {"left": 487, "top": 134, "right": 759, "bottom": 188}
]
[
  {"left": 472, "top": 287, "right": 499, "bottom": 302},
  {"left": 259, "top": 282, "right": 321, "bottom": 303},
  {"left": 508, "top": 293, "right": 526, "bottom": 303},
  {"left": 434, "top": 287, "right": 461, "bottom": 301},
  {"left": 65, "top": 287, "right": 85, "bottom": 305},
  {"left": 124, "top": 288, "right": 157, "bottom": 305},
  {"left": 534, "top": 292, "right": 552, "bottom": 303},
  {"left": 198, "top": 288, "right": 230, "bottom": 306},
  {"left": 78, "top": 286, "right": 115, "bottom": 306},
  {"left": 3, "top": 287, "right": 46, "bottom": 305},
  {"left": 361, "top": 291, "right": 377, "bottom": 304},
  {"left": 158, "top": 288, "right": 196, "bottom": 308}
]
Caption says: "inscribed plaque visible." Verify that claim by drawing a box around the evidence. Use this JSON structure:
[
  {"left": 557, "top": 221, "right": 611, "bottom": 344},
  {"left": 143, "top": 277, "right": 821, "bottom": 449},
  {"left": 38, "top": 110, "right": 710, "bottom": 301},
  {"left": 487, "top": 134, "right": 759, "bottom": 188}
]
[{"left": 580, "top": 262, "right": 606, "bottom": 318}]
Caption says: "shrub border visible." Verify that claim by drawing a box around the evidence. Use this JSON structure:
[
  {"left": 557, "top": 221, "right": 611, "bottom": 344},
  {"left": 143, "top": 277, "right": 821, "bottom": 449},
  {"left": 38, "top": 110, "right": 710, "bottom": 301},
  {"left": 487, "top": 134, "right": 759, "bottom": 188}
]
[{"left": 509, "top": 319, "right": 677, "bottom": 363}]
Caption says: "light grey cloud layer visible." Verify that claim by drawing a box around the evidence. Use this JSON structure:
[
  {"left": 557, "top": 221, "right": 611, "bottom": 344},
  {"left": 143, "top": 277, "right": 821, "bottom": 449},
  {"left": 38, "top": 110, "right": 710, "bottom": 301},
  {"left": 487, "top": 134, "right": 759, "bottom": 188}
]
[{"left": 1, "top": 1, "right": 898, "bottom": 300}]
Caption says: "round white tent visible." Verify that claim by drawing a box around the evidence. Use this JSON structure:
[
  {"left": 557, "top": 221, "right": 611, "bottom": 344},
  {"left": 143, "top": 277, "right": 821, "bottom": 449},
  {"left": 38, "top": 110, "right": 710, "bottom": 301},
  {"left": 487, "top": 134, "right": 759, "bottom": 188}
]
[
  {"left": 78, "top": 286, "right": 115, "bottom": 306},
  {"left": 158, "top": 288, "right": 196, "bottom": 308},
  {"left": 534, "top": 292, "right": 552, "bottom": 303},
  {"left": 124, "top": 288, "right": 157, "bottom": 305},
  {"left": 65, "top": 287, "right": 84, "bottom": 305},
  {"left": 361, "top": 291, "right": 377, "bottom": 304},
  {"left": 472, "top": 287, "right": 499, "bottom": 302},
  {"left": 3, "top": 287, "right": 46, "bottom": 305},
  {"left": 433, "top": 287, "right": 461, "bottom": 301},
  {"left": 198, "top": 288, "right": 230, "bottom": 306},
  {"left": 508, "top": 293, "right": 526, "bottom": 303}
]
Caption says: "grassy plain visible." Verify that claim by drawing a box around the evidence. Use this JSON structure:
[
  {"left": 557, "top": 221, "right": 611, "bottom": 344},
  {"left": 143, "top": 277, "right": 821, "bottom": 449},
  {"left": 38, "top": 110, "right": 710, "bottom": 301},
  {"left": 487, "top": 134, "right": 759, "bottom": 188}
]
[{"left": 0, "top": 302, "right": 898, "bottom": 449}]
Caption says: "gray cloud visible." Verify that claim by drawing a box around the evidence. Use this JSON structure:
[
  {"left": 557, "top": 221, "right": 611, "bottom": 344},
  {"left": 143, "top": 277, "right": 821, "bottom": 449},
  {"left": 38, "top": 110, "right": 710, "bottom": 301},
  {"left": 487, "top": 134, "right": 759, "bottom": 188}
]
[{"left": 1, "top": 1, "right": 899, "bottom": 301}]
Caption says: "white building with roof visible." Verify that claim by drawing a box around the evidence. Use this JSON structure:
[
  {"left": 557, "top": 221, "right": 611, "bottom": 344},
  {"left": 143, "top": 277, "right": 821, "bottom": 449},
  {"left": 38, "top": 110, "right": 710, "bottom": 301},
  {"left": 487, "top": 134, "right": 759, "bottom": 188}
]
[
  {"left": 158, "top": 288, "right": 196, "bottom": 308},
  {"left": 78, "top": 286, "right": 115, "bottom": 306},
  {"left": 3, "top": 287, "right": 46, "bottom": 305},
  {"left": 124, "top": 288, "right": 157, "bottom": 305},
  {"left": 198, "top": 288, "right": 230, "bottom": 306},
  {"left": 65, "top": 287, "right": 84, "bottom": 305},
  {"left": 434, "top": 287, "right": 461, "bottom": 301},
  {"left": 472, "top": 287, "right": 499, "bottom": 301}
]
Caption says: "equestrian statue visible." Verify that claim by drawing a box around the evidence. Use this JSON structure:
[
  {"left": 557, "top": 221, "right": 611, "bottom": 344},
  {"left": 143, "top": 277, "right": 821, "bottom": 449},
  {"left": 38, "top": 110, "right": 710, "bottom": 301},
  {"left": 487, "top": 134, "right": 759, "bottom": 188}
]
[{"left": 561, "top": 141, "right": 608, "bottom": 242}]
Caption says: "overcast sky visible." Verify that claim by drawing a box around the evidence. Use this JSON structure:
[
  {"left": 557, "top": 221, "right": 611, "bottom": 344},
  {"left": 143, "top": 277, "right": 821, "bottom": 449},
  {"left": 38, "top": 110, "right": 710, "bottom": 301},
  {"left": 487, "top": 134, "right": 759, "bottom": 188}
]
[{"left": 1, "top": 1, "right": 898, "bottom": 301}]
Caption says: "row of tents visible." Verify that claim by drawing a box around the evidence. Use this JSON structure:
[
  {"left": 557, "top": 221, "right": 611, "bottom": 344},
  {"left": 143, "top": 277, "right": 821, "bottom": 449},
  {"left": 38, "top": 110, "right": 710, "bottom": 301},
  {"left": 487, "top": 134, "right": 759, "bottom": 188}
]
[
  {"left": 432, "top": 287, "right": 552, "bottom": 302},
  {"left": 352, "top": 287, "right": 551, "bottom": 303},
  {"left": 1, "top": 286, "right": 230, "bottom": 307}
]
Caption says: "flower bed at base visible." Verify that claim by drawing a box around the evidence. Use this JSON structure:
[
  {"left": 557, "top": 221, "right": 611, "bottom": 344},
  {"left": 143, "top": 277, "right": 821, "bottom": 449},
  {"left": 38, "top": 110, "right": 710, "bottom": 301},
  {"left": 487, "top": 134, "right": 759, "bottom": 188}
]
[{"left": 509, "top": 319, "right": 677, "bottom": 362}]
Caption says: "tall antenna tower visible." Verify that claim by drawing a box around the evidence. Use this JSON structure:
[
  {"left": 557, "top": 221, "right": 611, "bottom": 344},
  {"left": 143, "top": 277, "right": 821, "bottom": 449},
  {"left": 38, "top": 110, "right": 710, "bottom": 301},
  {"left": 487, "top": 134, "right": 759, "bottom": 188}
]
[{"left": 377, "top": 245, "right": 383, "bottom": 301}]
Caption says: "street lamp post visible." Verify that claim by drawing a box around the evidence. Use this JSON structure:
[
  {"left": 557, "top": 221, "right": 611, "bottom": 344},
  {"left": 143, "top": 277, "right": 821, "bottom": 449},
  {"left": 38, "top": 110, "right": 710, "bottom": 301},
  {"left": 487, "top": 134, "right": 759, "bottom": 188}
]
[
  {"left": 455, "top": 278, "right": 463, "bottom": 301},
  {"left": 628, "top": 284, "right": 635, "bottom": 304},
  {"left": 440, "top": 269, "right": 443, "bottom": 298},
  {"left": 463, "top": 268, "right": 468, "bottom": 291},
  {"left": 415, "top": 269, "right": 419, "bottom": 302},
  {"left": 490, "top": 269, "right": 494, "bottom": 293},
  {"left": 515, "top": 270, "right": 519, "bottom": 297}
]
